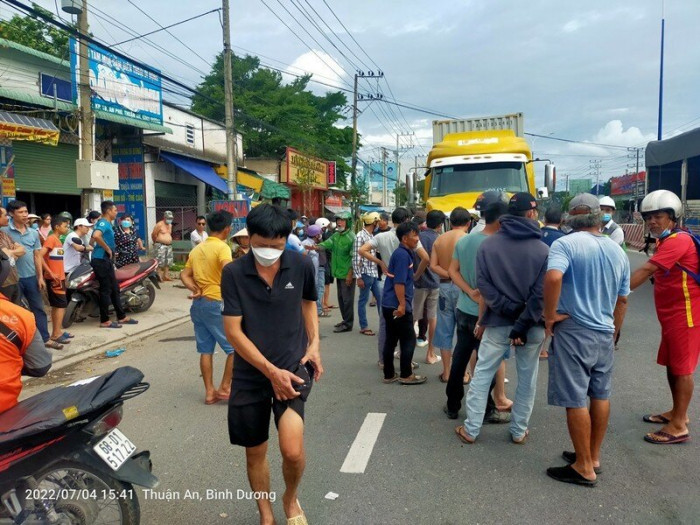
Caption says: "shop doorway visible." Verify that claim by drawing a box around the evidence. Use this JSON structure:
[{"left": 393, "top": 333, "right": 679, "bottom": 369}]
[{"left": 16, "top": 192, "right": 82, "bottom": 219}]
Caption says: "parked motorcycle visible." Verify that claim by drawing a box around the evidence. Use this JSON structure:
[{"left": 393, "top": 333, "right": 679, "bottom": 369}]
[
  {"left": 63, "top": 260, "right": 160, "bottom": 328},
  {"left": 0, "top": 366, "right": 157, "bottom": 524}
]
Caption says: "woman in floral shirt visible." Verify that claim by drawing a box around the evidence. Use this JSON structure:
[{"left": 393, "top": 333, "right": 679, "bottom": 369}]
[{"left": 114, "top": 214, "right": 144, "bottom": 268}]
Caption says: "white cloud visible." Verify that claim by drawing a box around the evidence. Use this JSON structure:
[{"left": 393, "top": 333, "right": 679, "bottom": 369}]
[
  {"left": 593, "top": 120, "right": 655, "bottom": 147},
  {"left": 284, "top": 50, "right": 348, "bottom": 93}
]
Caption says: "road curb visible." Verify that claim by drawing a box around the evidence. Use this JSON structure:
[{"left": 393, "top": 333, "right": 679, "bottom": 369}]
[{"left": 43, "top": 313, "right": 191, "bottom": 375}]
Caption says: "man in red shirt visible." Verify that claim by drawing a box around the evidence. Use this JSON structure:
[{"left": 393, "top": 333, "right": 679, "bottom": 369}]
[
  {"left": 631, "top": 190, "right": 698, "bottom": 444},
  {"left": 0, "top": 252, "right": 52, "bottom": 414}
]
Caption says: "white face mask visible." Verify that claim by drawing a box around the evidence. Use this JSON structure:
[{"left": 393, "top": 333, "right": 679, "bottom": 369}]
[{"left": 251, "top": 246, "right": 283, "bottom": 267}]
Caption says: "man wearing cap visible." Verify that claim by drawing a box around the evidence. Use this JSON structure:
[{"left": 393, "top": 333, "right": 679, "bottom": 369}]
[
  {"left": 456, "top": 192, "right": 548, "bottom": 445},
  {"left": 63, "top": 218, "right": 93, "bottom": 276},
  {"left": 151, "top": 210, "right": 174, "bottom": 281},
  {"left": 354, "top": 212, "right": 381, "bottom": 336},
  {"left": 544, "top": 193, "right": 629, "bottom": 486}
]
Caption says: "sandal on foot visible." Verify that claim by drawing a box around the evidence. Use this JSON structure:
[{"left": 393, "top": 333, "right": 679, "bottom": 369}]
[
  {"left": 359, "top": 328, "right": 376, "bottom": 336},
  {"left": 438, "top": 374, "right": 448, "bottom": 383},
  {"left": 399, "top": 374, "right": 427, "bottom": 385},
  {"left": 642, "top": 414, "right": 670, "bottom": 424},
  {"left": 644, "top": 430, "right": 690, "bottom": 444},
  {"left": 118, "top": 318, "right": 139, "bottom": 325},
  {"left": 511, "top": 429, "right": 529, "bottom": 444},
  {"left": 45, "top": 339, "right": 64, "bottom": 350},
  {"left": 546, "top": 464, "right": 596, "bottom": 487},
  {"left": 562, "top": 451, "right": 601, "bottom": 474},
  {"left": 61, "top": 332, "right": 75, "bottom": 339},
  {"left": 100, "top": 322, "right": 122, "bottom": 329},
  {"left": 455, "top": 425, "right": 475, "bottom": 444},
  {"left": 382, "top": 374, "right": 399, "bottom": 384},
  {"left": 53, "top": 335, "right": 71, "bottom": 344}
]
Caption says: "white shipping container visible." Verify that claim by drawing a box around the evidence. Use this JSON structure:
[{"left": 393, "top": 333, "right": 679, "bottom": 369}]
[{"left": 432, "top": 113, "right": 524, "bottom": 144}]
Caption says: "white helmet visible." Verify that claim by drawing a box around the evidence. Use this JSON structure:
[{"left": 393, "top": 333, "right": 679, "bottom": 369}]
[
  {"left": 315, "top": 217, "right": 330, "bottom": 228},
  {"left": 640, "top": 190, "right": 683, "bottom": 220},
  {"left": 598, "top": 196, "right": 616, "bottom": 209}
]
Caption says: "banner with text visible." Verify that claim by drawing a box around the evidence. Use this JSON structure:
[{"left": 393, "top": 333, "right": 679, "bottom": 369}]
[
  {"left": 112, "top": 145, "right": 146, "bottom": 239},
  {"left": 284, "top": 147, "right": 328, "bottom": 190}
]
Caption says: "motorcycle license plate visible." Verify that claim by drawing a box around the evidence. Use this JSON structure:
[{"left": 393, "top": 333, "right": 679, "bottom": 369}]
[{"left": 93, "top": 429, "right": 136, "bottom": 471}]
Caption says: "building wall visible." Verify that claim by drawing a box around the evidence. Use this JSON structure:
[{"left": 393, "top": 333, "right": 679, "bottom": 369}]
[
  {"left": 0, "top": 44, "right": 72, "bottom": 103},
  {"left": 244, "top": 158, "right": 281, "bottom": 178}
]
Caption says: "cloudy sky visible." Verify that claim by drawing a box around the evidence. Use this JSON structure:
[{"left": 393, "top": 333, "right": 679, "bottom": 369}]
[{"left": 8, "top": 0, "right": 700, "bottom": 186}]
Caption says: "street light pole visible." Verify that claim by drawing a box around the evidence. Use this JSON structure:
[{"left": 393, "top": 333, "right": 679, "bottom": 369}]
[
  {"left": 77, "top": 0, "right": 94, "bottom": 213},
  {"left": 222, "top": 0, "right": 238, "bottom": 201}
]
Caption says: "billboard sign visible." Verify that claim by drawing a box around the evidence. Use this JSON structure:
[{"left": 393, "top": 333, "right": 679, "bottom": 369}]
[
  {"left": 70, "top": 38, "right": 163, "bottom": 125},
  {"left": 611, "top": 171, "right": 646, "bottom": 196},
  {"left": 327, "top": 161, "right": 336, "bottom": 186},
  {"left": 363, "top": 162, "right": 397, "bottom": 192},
  {"left": 569, "top": 178, "right": 592, "bottom": 195},
  {"left": 283, "top": 147, "right": 328, "bottom": 190},
  {"left": 112, "top": 145, "right": 146, "bottom": 239}
]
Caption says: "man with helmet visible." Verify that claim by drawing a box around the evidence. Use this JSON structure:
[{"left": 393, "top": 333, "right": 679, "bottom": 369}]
[
  {"left": 353, "top": 212, "right": 381, "bottom": 336},
  {"left": 599, "top": 196, "right": 625, "bottom": 247},
  {"left": 630, "top": 189, "right": 698, "bottom": 445},
  {"left": 317, "top": 212, "right": 356, "bottom": 333}
]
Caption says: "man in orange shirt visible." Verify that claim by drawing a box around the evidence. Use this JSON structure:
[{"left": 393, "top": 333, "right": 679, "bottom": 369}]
[
  {"left": 40, "top": 216, "right": 71, "bottom": 346},
  {"left": 631, "top": 190, "right": 699, "bottom": 445},
  {"left": 0, "top": 252, "right": 52, "bottom": 414}
]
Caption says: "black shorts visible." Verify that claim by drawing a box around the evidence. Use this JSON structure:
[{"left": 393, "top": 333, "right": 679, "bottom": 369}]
[
  {"left": 47, "top": 279, "right": 68, "bottom": 308},
  {"left": 228, "top": 382, "right": 310, "bottom": 448}
]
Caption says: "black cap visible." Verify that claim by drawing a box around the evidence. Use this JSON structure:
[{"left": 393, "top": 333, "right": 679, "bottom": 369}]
[
  {"left": 508, "top": 192, "right": 538, "bottom": 212},
  {"left": 474, "top": 190, "right": 509, "bottom": 212}
]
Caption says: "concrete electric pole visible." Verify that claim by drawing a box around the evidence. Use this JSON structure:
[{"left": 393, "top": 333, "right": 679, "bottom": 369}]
[
  {"left": 76, "top": 0, "right": 95, "bottom": 213},
  {"left": 589, "top": 159, "right": 602, "bottom": 195},
  {"left": 222, "top": 0, "right": 238, "bottom": 200}
]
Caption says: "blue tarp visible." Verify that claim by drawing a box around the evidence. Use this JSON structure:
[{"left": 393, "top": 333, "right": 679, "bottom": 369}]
[
  {"left": 359, "top": 204, "right": 390, "bottom": 213},
  {"left": 160, "top": 151, "right": 228, "bottom": 193}
]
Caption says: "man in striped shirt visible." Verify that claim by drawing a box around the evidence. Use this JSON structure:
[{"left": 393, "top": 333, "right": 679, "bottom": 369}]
[{"left": 354, "top": 212, "right": 380, "bottom": 336}]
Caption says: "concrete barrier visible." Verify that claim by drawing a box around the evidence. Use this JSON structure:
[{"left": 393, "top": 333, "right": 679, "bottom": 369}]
[{"left": 620, "top": 223, "right": 645, "bottom": 250}]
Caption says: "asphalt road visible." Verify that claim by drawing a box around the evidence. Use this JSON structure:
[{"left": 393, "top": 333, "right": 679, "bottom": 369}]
[{"left": 21, "top": 252, "right": 700, "bottom": 525}]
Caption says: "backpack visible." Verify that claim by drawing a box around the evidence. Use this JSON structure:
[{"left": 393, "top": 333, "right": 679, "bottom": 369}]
[{"left": 671, "top": 228, "right": 700, "bottom": 285}]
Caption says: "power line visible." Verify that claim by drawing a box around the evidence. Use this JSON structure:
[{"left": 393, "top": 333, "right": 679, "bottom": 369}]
[{"left": 113, "top": 8, "right": 221, "bottom": 46}]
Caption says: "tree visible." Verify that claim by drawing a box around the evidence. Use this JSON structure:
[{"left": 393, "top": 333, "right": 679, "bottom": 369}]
[
  {"left": 0, "top": 4, "right": 76, "bottom": 59},
  {"left": 192, "top": 53, "right": 355, "bottom": 187}
]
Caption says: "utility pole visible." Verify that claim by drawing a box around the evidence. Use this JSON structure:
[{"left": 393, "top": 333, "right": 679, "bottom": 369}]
[
  {"left": 77, "top": 0, "right": 94, "bottom": 213},
  {"left": 395, "top": 132, "right": 414, "bottom": 208},
  {"left": 657, "top": 0, "right": 665, "bottom": 140},
  {"left": 589, "top": 159, "right": 602, "bottom": 195},
  {"left": 381, "top": 147, "right": 387, "bottom": 207},
  {"left": 627, "top": 147, "right": 643, "bottom": 212},
  {"left": 351, "top": 70, "right": 383, "bottom": 215},
  {"left": 222, "top": 0, "right": 238, "bottom": 200},
  {"left": 565, "top": 173, "right": 569, "bottom": 194}
]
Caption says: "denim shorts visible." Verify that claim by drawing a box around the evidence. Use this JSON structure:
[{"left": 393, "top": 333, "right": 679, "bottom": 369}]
[
  {"left": 433, "top": 282, "right": 459, "bottom": 350},
  {"left": 190, "top": 298, "right": 235, "bottom": 355},
  {"left": 547, "top": 318, "right": 614, "bottom": 408}
]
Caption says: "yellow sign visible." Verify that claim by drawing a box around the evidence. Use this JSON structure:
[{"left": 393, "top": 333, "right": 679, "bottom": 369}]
[
  {"left": 0, "top": 122, "right": 60, "bottom": 146},
  {"left": 102, "top": 190, "right": 114, "bottom": 200},
  {"left": 1, "top": 177, "right": 15, "bottom": 198},
  {"left": 284, "top": 147, "right": 327, "bottom": 190},
  {"left": 214, "top": 166, "right": 264, "bottom": 193}
]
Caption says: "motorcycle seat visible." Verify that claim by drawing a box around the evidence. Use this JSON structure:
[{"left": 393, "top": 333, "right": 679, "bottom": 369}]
[
  {"left": 115, "top": 261, "right": 156, "bottom": 281},
  {"left": 0, "top": 367, "right": 144, "bottom": 448}
]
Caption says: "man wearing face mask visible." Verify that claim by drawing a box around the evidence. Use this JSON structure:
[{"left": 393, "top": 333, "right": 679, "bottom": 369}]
[
  {"left": 599, "top": 196, "right": 625, "bottom": 247},
  {"left": 151, "top": 210, "right": 174, "bottom": 281},
  {"left": 221, "top": 204, "right": 322, "bottom": 525},
  {"left": 630, "top": 190, "right": 699, "bottom": 445},
  {"left": 317, "top": 212, "right": 356, "bottom": 333}
]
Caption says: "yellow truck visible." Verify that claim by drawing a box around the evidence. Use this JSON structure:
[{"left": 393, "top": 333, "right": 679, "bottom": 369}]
[{"left": 423, "top": 113, "right": 554, "bottom": 213}]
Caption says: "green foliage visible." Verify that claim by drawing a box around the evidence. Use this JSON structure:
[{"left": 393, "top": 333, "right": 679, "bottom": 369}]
[
  {"left": 192, "top": 53, "right": 355, "bottom": 187},
  {"left": 393, "top": 183, "right": 407, "bottom": 207},
  {"left": 0, "top": 4, "right": 76, "bottom": 59}
]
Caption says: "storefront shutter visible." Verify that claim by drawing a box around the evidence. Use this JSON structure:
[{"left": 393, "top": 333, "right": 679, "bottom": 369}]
[{"left": 12, "top": 141, "right": 80, "bottom": 195}]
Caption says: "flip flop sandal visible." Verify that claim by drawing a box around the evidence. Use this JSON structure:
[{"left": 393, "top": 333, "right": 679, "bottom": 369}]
[
  {"left": 118, "top": 318, "right": 139, "bottom": 325},
  {"left": 643, "top": 430, "right": 690, "bottom": 444},
  {"left": 45, "top": 340, "right": 64, "bottom": 350},
  {"left": 101, "top": 322, "right": 122, "bottom": 329},
  {"left": 562, "top": 451, "right": 602, "bottom": 474},
  {"left": 61, "top": 332, "right": 75, "bottom": 339},
  {"left": 319, "top": 312, "right": 332, "bottom": 318},
  {"left": 204, "top": 397, "right": 219, "bottom": 405},
  {"left": 54, "top": 336, "right": 71, "bottom": 344},
  {"left": 359, "top": 329, "right": 376, "bottom": 336},
  {"left": 455, "top": 425, "right": 475, "bottom": 444},
  {"left": 438, "top": 374, "right": 448, "bottom": 383},
  {"left": 642, "top": 414, "right": 670, "bottom": 424}
]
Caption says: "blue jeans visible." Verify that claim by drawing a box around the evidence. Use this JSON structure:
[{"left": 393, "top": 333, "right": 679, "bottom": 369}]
[
  {"left": 316, "top": 267, "right": 325, "bottom": 314},
  {"left": 464, "top": 324, "right": 545, "bottom": 440},
  {"left": 190, "top": 298, "right": 235, "bottom": 355},
  {"left": 357, "top": 274, "right": 381, "bottom": 330},
  {"left": 433, "top": 282, "right": 459, "bottom": 350},
  {"left": 19, "top": 276, "right": 49, "bottom": 342}
]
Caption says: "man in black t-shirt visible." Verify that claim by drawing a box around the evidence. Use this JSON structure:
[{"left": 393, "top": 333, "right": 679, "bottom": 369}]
[{"left": 222, "top": 203, "right": 323, "bottom": 525}]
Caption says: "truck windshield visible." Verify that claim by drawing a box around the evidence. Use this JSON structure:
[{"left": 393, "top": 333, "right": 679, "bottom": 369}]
[{"left": 429, "top": 162, "right": 528, "bottom": 197}]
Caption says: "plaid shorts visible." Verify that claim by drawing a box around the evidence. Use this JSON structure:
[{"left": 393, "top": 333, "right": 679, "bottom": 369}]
[{"left": 153, "top": 243, "right": 173, "bottom": 268}]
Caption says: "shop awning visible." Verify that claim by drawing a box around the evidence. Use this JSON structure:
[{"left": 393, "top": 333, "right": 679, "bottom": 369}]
[
  {"left": 325, "top": 205, "right": 351, "bottom": 215},
  {"left": 0, "top": 110, "right": 60, "bottom": 146},
  {"left": 215, "top": 165, "right": 290, "bottom": 200},
  {"left": 160, "top": 151, "right": 228, "bottom": 193}
]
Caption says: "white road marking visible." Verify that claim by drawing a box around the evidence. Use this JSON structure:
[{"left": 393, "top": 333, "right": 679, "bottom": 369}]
[{"left": 340, "top": 412, "right": 386, "bottom": 474}]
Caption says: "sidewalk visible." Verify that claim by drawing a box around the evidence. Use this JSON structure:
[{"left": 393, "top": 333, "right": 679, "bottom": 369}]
[{"left": 48, "top": 281, "right": 192, "bottom": 371}]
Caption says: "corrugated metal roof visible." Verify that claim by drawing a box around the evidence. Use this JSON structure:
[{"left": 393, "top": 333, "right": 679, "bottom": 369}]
[
  {"left": 0, "top": 38, "right": 69, "bottom": 67},
  {"left": 0, "top": 87, "right": 75, "bottom": 111},
  {"left": 94, "top": 110, "right": 173, "bottom": 134}
]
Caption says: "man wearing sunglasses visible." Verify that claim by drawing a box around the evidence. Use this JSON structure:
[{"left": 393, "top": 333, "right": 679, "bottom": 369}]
[{"left": 191, "top": 216, "right": 209, "bottom": 249}]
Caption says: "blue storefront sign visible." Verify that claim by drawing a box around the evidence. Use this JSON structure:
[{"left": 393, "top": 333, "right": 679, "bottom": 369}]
[
  {"left": 70, "top": 38, "right": 163, "bottom": 125},
  {"left": 112, "top": 146, "right": 146, "bottom": 239}
]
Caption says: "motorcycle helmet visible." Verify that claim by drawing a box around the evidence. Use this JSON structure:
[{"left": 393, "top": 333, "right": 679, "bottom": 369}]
[
  {"left": 315, "top": 217, "right": 330, "bottom": 229},
  {"left": 598, "top": 196, "right": 616, "bottom": 210},
  {"left": 307, "top": 225, "right": 322, "bottom": 238},
  {"left": 362, "top": 212, "right": 380, "bottom": 225},
  {"left": 58, "top": 211, "right": 74, "bottom": 224},
  {"left": 474, "top": 190, "right": 509, "bottom": 213},
  {"left": 640, "top": 190, "right": 683, "bottom": 220}
]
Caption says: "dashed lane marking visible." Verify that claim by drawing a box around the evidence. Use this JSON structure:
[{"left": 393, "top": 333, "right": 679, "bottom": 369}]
[{"left": 340, "top": 412, "right": 386, "bottom": 474}]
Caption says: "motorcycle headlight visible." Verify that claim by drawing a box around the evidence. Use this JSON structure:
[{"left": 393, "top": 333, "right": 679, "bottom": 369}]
[{"left": 68, "top": 273, "right": 92, "bottom": 289}]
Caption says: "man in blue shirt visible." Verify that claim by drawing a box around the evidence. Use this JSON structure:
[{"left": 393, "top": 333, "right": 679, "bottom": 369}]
[
  {"left": 1, "top": 200, "right": 55, "bottom": 348},
  {"left": 541, "top": 205, "right": 566, "bottom": 247},
  {"left": 90, "top": 201, "right": 138, "bottom": 328},
  {"left": 381, "top": 221, "right": 426, "bottom": 385}
]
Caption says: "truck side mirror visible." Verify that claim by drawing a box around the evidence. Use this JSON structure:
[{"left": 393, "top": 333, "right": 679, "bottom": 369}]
[{"left": 544, "top": 163, "right": 556, "bottom": 193}]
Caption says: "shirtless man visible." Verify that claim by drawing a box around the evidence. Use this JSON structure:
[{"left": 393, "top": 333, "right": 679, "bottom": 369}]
[
  {"left": 151, "top": 210, "right": 174, "bottom": 281},
  {"left": 430, "top": 207, "right": 472, "bottom": 382}
]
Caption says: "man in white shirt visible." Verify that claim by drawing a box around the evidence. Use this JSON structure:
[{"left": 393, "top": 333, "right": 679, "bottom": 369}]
[
  {"left": 190, "top": 215, "right": 209, "bottom": 249},
  {"left": 599, "top": 196, "right": 625, "bottom": 246},
  {"left": 63, "top": 218, "right": 93, "bottom": 275}
]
